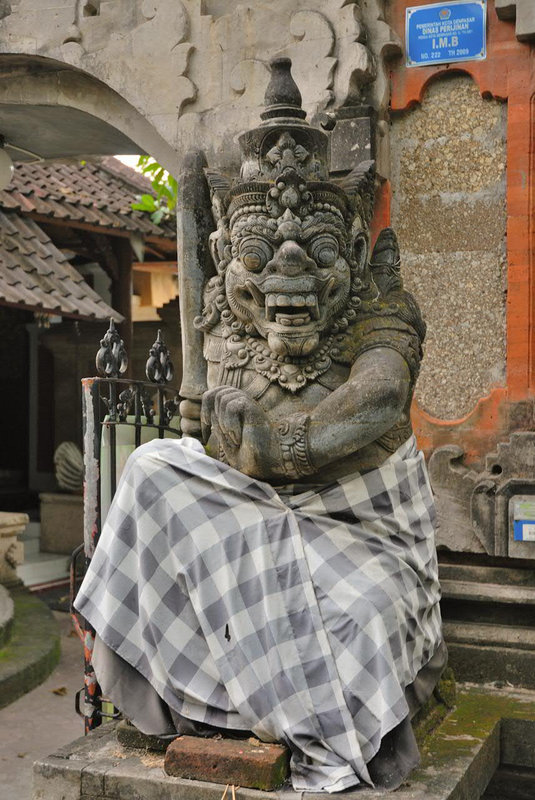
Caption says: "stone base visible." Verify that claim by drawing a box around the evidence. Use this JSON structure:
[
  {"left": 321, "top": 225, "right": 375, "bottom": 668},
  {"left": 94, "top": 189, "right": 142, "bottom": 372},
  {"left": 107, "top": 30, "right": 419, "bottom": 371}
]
[
  {"left": 39, "top": 492, "right": 83, "bottom": 554},
  {"left": 32, "top": 686, "right": 535, "bottom": 800}
]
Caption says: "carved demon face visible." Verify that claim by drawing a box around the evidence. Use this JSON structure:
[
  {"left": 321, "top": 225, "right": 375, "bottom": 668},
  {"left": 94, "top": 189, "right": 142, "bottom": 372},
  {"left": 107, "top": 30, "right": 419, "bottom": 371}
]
[{"left": 226, "top": 207, "right": 353, "bottom": 357}]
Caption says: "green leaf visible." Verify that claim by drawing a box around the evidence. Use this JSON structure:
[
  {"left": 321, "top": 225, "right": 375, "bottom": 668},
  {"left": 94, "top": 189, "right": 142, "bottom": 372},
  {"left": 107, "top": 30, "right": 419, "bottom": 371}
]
[
  {"left": 151, "top": 209, "right": 165, "bottom": 225},
  {"left": 141, "top": 162, "right": 160, "bottom": 174},
  {"left": 132, "top": 193, "right": 157, "bottom": 212}
]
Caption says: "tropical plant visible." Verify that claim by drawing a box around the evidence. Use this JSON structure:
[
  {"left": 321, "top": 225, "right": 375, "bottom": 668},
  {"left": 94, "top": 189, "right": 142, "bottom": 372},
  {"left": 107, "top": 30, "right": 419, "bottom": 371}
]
[{"left": 131, "top": 156, "right": 178, "bottom": 225}]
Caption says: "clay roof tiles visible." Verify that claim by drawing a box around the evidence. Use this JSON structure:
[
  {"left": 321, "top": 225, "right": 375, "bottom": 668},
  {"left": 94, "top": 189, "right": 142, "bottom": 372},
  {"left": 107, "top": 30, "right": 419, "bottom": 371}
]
[
  {"left": 0, "top": 210, "right": 122, "bottom": 321},
  {"left": 0, "top": 157, "right": 175, "bottom": 240}
]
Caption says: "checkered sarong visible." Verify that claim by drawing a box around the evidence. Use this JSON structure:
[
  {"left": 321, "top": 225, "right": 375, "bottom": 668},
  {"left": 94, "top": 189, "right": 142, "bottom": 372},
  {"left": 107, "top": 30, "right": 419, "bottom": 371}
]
[{"left": 75, "top": 435, "right": 442, "bottom": 793}]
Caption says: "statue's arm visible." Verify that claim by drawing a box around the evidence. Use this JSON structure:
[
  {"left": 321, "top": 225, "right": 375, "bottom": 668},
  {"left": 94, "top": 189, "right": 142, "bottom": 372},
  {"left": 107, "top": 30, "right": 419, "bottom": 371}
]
[
  {"left": 307, "top": 347, "right": 411, "bottom": 469},
  {"left": 200, "top": 346, "right": 411, "bottom": 481}
]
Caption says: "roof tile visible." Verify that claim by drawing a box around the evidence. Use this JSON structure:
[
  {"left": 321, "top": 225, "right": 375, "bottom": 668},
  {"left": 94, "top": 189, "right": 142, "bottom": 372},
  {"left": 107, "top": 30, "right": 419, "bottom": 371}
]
[
  {"left": 0, "top": 213, "right": 122, "bottom": 321},
  {"left": 0, "top": 158, "right": 175, "bottom": 240}
]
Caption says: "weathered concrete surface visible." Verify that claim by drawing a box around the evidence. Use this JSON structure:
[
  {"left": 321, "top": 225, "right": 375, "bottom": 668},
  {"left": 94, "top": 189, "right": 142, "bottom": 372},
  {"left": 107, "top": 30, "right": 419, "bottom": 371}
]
[
  {"left": 39, "top": 493, "right": 83, "bottom": 555},
  {"left": 0, "top": 583, "right": 13, "bottom": 649},
  {"left": 439, "top": 562, "right": 535, "bottom": 688},
  {"left": 0, "top": 510, "right": 27, "bottom": 587},
  {"left": 32, "top": 687, "right": 535, "bottom": 800},
  {"left": 391, "top": 74, "right": 507, "bottom": 421}
]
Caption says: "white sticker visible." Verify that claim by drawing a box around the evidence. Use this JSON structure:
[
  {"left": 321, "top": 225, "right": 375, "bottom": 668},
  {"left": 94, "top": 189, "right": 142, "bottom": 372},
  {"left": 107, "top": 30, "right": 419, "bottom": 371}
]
[{"left": 522, "top": 523, "right": 535, "bottom": 542}]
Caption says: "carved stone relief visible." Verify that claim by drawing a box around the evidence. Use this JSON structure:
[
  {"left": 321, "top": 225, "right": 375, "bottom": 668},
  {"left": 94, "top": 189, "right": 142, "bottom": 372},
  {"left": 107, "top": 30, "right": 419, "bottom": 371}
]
[
  {"left": 61, "top": 0, "right": 196, "bottom": 122},
  {"left": 496, "top": 0, "right": 535, "bottom": 42},
  {"left": 0, "top": 1, "right": 11, "bottom": 21},
  {"left": 0, "top": 1, "right": 399, "bottom": 169},
  {"left": 429, "top": 425, "right": 535, "bottom": 558}
]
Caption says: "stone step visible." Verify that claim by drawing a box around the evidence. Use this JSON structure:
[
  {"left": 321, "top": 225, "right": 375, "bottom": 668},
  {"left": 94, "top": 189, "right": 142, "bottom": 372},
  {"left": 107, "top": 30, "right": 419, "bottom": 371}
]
[
  {"left": 443, "top": 620, "right": 535, "bottom": 651},
  {"left": 483, "top": 766, "right": 535, "bottom": 800},
  {"left": 447, "top": 641, "right": 535, "bottom": 688},
  {"left": 16, "top": 551, "right": 70, "bottom": 588},
  {"left": 19, "top": 520, "right": 40, "bottom": 540},
  {"left": 440, "top": 578, "right": 535, "bottom": 606},
  {"left": 0, "top": 584, "right": 14, "bottom": 649},
  {"left": 0, "top": 588, "right": 60, "bottom": 710},
  {"left": 439, "top": 562, "right": 535, "bottom": 588}
]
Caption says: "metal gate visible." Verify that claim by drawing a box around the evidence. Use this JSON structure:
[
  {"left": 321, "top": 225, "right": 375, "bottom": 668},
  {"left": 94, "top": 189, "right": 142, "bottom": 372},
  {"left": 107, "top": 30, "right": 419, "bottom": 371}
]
[{"left": 70, "top": 320, "right": 181, "bottom": 732}]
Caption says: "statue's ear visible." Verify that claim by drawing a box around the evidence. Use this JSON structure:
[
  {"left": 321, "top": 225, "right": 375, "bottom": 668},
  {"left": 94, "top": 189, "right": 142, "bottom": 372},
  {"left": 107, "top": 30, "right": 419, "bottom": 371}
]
[{"left": 352, "top": 231, "right": 369, "bottom": 276}]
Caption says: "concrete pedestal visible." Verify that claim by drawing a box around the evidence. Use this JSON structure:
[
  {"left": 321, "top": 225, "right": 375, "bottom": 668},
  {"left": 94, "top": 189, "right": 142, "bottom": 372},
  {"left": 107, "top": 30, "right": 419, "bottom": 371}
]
[{"left": 33, "top": 687, "right": 535, "bottom": 800}]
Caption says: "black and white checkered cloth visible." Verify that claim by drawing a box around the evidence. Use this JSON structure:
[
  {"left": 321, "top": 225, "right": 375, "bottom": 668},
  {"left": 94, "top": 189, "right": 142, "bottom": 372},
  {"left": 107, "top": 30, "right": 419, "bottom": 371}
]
[{"left": 75, "top": 435, "right": 442, "bottom": 793}]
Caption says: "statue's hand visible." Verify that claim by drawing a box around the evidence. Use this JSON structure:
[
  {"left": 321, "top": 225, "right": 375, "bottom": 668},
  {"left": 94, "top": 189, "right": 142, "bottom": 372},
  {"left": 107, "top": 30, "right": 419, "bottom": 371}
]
[{"left": 201, "top": 387, "right": 284, "bottom": 480}]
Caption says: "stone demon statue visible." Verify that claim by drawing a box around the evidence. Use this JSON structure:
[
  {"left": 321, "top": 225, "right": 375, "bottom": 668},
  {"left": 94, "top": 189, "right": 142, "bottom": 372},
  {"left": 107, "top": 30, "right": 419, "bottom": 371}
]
[
  {"left": 194, "top": 60, "right": 424, "bottom": 486},
  {"left": 76, "top": 59, "right": 444, "bottom": 794}
]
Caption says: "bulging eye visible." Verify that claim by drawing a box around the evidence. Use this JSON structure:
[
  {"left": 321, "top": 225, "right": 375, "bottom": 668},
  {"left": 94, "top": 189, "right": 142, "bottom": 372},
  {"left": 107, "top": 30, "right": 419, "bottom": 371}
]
[
  {"left": 239, "top": 238, "right": 273, "bottom": 272},
  {"left": 309, "top": 236, "right": 338, "bottom": 268}
]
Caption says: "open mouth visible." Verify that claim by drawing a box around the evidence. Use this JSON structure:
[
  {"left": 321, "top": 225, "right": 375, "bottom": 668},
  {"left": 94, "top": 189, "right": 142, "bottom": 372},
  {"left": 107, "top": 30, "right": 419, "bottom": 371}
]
[
  {"left": 241, "top": 278, "right": 336, "bottom": 328},
  {"left": 265, "top": 293, "right": 319, "bottom": 326}
]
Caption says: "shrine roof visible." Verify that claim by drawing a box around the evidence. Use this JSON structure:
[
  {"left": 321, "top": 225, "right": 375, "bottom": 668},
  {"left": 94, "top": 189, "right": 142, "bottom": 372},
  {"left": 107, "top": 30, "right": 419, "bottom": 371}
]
[
  {"left": 0, "top": 209, "right": 122, "bottom": 321},
  {"left": 0, "top": 157, "right": 176, "bottom": 241}
]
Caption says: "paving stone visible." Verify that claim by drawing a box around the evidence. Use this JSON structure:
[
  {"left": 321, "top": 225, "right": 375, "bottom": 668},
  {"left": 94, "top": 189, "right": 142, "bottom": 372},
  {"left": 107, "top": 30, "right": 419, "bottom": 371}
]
[
  {"left": 33, "top": 754, "right": 85, "bottom": 800},
  {"left": 164, "top": 736, "right": 290, "bottom": 791}
]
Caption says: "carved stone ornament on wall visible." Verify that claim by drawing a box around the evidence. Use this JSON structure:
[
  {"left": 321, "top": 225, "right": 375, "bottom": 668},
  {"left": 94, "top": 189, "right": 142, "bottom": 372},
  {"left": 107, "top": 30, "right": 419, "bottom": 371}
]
[
  {"left": 0, "top": 1, "right": 11, "bottom": 21},
  {"left": 429, "top": 427, "right": 535, "bottom": 558},
  {"left": 0, "top": 1, "right": 400, "bottom": 166},
  {"left": 496, "top": 0, "right": 535, "bottom": 42}
]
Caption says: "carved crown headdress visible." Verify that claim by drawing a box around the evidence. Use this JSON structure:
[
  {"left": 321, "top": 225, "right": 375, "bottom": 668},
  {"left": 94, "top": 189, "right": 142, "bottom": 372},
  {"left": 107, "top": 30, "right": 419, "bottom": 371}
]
[{"left": 205, "top": 57, "right": 375, "bottom": 230}]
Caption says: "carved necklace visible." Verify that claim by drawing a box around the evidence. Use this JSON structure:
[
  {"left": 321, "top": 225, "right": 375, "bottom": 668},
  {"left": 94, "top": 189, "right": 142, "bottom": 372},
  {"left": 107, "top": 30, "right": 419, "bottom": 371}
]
[{"left": 221, "top": 331, "right": 341, "bottom": 393}]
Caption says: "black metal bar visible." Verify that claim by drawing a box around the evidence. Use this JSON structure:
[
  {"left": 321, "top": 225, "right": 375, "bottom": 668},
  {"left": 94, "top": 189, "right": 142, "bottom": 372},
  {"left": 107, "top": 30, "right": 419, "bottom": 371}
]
[
  {"left": 158, "top": 387, "right": 165, "bottom": 438},
  {"left": 134, "top": 384, "right": 141, "bottom": 449},
  {"left": 109, "top": 381, "right": 117, "bottom": 500}
]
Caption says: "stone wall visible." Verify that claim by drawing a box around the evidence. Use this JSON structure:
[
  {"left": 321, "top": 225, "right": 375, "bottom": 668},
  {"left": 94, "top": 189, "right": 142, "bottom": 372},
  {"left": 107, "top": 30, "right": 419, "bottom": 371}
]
[{"left": 390, "top": 74, "right": 507, "bottom": 420}]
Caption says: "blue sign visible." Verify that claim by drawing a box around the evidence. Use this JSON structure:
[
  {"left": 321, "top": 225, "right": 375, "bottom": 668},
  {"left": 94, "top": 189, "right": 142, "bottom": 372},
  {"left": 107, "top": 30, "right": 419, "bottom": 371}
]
[
  {"left": 406, "top": 2, "right": 486, "bottom": 68},
  {"left": 514, "top": 520, "right": 535, "bottom": 542}
]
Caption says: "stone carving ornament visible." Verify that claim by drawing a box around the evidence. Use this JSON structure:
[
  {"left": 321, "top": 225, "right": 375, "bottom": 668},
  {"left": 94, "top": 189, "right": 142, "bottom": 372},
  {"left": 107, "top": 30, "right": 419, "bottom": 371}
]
[{"left": 185, "top": 58, "right": 425, "bottom": 484}]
